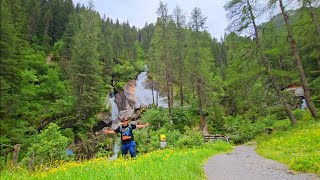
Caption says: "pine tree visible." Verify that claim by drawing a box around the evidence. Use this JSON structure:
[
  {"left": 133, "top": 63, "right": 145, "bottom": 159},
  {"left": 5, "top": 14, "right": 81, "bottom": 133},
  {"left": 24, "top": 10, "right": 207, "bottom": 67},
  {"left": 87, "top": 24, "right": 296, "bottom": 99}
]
[
  {"left": 187, "top": 7, "right": 214, "bottom": 127},
  {"left": 156, "top": 2, "right": 176, "bottom": 114},
  {"left": 60, "top": 12, "right": 80, "bottom": 76},
  {"left": 173, "top": 5, "right": 187, "bottom": 106},
  {"left": 70, "top": 8, "right": 104, "bottom": 121},
  {"left": 271, "top": 0, "right": 318, "bottom": 119},
  {"left": 0, "top": 0, "right": 20, "bottom": 118},
  {"left": 225, "top": 0, "right": 297, "bottom": 125}
]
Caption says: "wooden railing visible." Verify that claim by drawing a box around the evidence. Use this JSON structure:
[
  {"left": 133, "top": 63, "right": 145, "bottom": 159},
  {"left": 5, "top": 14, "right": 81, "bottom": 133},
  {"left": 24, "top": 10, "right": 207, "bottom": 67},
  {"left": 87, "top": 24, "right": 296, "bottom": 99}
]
[{"left": 203, "top": 134, "right": 230, "bottom": 142}]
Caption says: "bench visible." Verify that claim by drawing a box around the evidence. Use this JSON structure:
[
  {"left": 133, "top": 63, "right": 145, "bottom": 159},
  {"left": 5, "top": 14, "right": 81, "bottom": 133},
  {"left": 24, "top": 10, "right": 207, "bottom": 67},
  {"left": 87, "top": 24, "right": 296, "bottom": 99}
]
[{"left": 203, "top": 134, "right": 230, "bottom": 142}]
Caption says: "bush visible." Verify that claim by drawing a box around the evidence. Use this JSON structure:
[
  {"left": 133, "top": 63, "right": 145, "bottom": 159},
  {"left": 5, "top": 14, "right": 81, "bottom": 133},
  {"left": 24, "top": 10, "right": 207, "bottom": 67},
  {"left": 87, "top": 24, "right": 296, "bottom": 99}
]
[
  {"left": 134, "top": 127, "right": 150, "bottom": 154},
  {"left": 140, "top": 108, "right": 170, "bottom": 130},
  {"left": 293, "top": 109, "right": 313, "bottom": 121},
  {"left": 95, "top": 137, "right": 114, "bottom": 158},
  {"left": 135, "top": 127, "right": 182, "bottom": 153},
  {"left": 22, "top": 123, "right": 71, "bottom": 167},
  {"left": 207, "top": 105, "right": 226, "bottom": 134},
  {"left": 224, "top": 115, "right": 276, "bottom": 144},
  {"left": 170, "top": 107, "right": 195, "bottom": 133},
  {"left": 176, "top": 127, "right": 204, "bottom": 148}
]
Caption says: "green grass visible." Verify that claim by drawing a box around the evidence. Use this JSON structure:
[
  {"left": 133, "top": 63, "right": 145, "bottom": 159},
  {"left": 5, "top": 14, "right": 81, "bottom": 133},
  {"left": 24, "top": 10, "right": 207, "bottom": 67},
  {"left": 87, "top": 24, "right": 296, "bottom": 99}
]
[
  {"left": 256, "top": 120, "right": 320, "bottom": 175},
  {"left": 1, "top": 141, "right": 232, "bottom": 180}
]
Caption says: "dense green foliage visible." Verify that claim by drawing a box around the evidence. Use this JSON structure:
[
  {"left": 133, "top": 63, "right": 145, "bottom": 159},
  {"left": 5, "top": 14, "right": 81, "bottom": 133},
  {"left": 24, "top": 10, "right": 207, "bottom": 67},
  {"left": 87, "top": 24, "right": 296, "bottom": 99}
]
[
  {"left": 0, "top": 0, "right": 147, "bottom": 169},
  {"left": 1, "top": 141, "right": 232, "bottom": 180},
  {"left": 22, "top": 123, "right": 71, "bottom": 167},
  {"left": 1, "top": 0, "right": 319, "bottom": 175},
  {"left": 257, "top": 120, "right": 320, "bottom": 175}
]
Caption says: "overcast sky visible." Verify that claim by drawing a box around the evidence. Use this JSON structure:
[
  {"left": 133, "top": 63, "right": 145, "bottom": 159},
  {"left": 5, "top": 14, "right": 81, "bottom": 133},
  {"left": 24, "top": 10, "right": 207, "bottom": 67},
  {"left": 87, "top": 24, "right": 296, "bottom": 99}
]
[{"left": 72, "top": 0, "right": 228, "bottom": 39}]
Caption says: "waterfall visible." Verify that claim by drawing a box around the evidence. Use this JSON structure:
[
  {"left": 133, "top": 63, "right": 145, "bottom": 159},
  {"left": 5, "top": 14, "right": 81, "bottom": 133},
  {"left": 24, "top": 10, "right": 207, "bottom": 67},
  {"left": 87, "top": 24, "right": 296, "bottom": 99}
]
[
  {"left": 108, "top": 93, "right": 119, "bottom": 129},
  {"left": 135, "top": 72, "right": 167, "bottom": 107},
  {"left": 301, "top": 98, "right": 307, "bottom": 110},
  {"left": 108, "top": 139, "right": 121, "bottom": 161},
  {"left": 107, "top": 70, "right": 167, "bottom": 160}
]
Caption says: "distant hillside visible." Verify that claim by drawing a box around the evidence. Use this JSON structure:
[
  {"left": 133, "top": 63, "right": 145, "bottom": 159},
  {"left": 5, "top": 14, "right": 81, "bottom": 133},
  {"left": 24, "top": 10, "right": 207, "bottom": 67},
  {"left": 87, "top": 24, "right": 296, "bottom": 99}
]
[{"left": 260, "top": 9, "right": 299, "bottom": 30}]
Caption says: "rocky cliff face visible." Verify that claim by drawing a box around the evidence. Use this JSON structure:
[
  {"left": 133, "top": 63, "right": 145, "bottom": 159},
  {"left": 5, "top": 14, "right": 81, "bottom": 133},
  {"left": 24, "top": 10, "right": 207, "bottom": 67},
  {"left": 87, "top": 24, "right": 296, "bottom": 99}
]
[
  {"left": 114, "top": 79, "right": 143, "bottom": 121},
  {"left": 115, "top": 80, "right": 137, "bottom": 111},
  {"left": 94, "top": 77, "right": 147, "bottom": 132}
]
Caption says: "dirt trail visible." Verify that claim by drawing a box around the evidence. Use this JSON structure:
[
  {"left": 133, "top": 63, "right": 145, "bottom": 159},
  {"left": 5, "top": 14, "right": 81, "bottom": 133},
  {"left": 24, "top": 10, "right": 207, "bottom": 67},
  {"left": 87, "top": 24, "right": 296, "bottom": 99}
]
[{"left": 204, "top": 143, "right": 318, "bottom": 180}]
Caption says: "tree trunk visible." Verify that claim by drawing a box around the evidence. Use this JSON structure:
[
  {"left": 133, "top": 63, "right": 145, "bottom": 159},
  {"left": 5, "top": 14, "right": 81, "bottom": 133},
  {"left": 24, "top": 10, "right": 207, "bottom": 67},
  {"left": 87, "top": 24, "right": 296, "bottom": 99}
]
[
  {"left": 179, "top": 77, "right": 184, "bottom": 106},
  {"left": 166, "top": 72, "right": 172, "bottom": 116},
  {"left": 247, "top": 0, "right": 297, "bottom": 125},
  {"left": 197, "top": 78, "right": 203, "bottom": 117},
  {"left": 179, "top": 51, "right": 184, "bottom": 106},
  {"left": 278, "top": 0, "right": 318, "bottom": 119},
  {"left": 77, "top": 77, "right": 85, "bottom": 120},
  {"left": 151, "top": 81, "right": 155, "bottom": 105},
  {"left": 170, "top": 75, "right": 174, "bottom": 109},
  {"left": 156, "top": 64, "right": 159, "bottom": 106}
]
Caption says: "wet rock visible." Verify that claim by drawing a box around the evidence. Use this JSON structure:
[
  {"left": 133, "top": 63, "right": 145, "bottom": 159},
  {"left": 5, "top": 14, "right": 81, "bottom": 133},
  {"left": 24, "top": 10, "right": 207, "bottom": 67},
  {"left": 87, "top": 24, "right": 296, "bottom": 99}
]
[
  {"left": 115, "top": 91, "right": 128, "bottom": 111},
  {"left": 92, "top": 120, "right": 112, "bottom": 132},
  {"left": 115, "top": 80, "right": 139, "bottom": 112},
  {"left": 124, "top": 80, "right": 138, "bottom": 109},
  {"left": 92, "top": 112, "right": 112, "bottom": 132}
]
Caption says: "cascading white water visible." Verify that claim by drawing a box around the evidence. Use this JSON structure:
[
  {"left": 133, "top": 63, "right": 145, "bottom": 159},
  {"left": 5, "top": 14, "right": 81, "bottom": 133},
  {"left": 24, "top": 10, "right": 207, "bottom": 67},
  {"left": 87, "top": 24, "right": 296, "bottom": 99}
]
[
  {"left": 108, "top": 93, "right": 119, "bottom": 129},
  {"left": 301, "top": 98, "right": 307, "bottom": 110},
  {"left": 135, "top": 72, "right": 167, "bottom": 107},
  {"left": 108, "top": 139, "right": 120, "bottom": 161},
  {"left": 109, "top": 94, "right": 118, "bottom": 121},
  {"left": 107, "top": 93, "right": 120, "bottom": 160}
]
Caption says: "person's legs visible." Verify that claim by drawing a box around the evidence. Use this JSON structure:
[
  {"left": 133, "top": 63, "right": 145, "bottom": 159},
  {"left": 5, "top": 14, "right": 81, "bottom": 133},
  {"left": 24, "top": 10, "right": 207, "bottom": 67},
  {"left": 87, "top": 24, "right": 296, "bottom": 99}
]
[
  {"left": 128, "top": 141, "right": 136, "bottom": 158},
  {"left": 121, "top": 143, "right": 129, "bottom": 157}
]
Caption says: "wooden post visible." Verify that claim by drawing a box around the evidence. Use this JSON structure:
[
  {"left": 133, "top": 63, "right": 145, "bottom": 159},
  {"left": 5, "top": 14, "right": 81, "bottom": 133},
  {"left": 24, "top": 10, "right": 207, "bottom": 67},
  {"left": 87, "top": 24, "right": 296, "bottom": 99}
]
[
  {"left": 12, "top": 144, "right": 21, "bottom": 167},
  {"left": 28, "top": 151, "right": 34, "bottom": 172}
]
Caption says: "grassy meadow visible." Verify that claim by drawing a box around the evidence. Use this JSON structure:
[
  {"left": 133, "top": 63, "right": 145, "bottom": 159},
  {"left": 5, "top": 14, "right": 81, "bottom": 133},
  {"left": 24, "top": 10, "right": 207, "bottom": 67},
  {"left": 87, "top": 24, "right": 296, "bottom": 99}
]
[
  {"left": 1, "top": 141, "right": 232, "bottom": 180},
  {"left": 257, "top": 120, "right": 320, "bottom": 175}
]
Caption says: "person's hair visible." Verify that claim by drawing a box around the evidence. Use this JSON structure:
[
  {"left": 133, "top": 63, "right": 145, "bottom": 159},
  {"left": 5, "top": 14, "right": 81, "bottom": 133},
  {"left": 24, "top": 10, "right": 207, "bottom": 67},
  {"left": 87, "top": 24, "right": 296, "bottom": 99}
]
[{"left": 121, "top": 117, "right": 128, "bottom": 122}]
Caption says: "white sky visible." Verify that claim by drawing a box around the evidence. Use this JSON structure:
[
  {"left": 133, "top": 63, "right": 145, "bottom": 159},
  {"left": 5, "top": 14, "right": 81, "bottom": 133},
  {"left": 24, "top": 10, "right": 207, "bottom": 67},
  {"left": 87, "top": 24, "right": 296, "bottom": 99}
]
[{"left": 72, "top": 0, "right": 228, "bottom": 39}]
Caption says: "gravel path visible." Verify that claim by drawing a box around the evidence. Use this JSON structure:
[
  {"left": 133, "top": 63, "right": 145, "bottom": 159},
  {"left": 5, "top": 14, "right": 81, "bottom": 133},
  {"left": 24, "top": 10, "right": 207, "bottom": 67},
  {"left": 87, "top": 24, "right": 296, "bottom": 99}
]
[{"left": 204, "top": 143, "right": 319, "bottom": 180}]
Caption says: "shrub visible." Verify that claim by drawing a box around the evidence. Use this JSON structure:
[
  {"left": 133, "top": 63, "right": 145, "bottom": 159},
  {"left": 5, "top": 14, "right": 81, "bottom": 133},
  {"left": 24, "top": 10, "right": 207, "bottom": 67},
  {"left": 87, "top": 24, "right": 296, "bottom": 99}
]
[
  {"left": 140, "top": 108, "right": 170, "bottom": 130},
  {"left": 293, "top": 109, "right": 313, "bottom": 121},
  {"left": 133, "top": 127, "right": 150, "bottom": 154},
  {"left": 176, "top": 127, "right": 204, "bottom": 148},
  {"left": 170, "top": 107, "right": 195, "bottom": 133},
  {"left": 22, "top": 123, "right": 71, "bottom": 167},
  {"left": 207, "top": 105, "right": 226, "bottom": 134},
  {"left": 224, "top": 115, "right": 276, "bottom": 144}
]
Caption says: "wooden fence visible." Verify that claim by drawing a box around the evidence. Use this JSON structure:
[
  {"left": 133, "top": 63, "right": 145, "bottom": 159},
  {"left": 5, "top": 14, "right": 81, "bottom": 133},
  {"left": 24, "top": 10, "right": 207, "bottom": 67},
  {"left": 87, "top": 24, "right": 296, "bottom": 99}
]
[{"left": 203, "top": 134, "right": 230, "bottom": 142}]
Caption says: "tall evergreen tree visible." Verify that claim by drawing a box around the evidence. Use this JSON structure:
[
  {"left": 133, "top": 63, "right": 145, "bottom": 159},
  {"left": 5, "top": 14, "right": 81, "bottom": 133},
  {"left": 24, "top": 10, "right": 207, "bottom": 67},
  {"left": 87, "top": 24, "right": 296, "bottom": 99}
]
[
  {"left": 271, "top": 0, "right": 318, "bottom": 119},
  {"left": 294, "top": 4, "right": 320, "bottom": 107},
  {"left": 0, "top": 0, "right": 20, "bottom": 118},
  {"left": 173, "top": 5, "right": 187, "bottom": 106},
  {"left": 187, "top": 7, "right": 214, "bottom": 126},
  {"left": 139, "top": 23, "right": 155, "bottom": 53},
  {"left": 225, "top": 0, "right": 297, "bottom": 125},
  {"left": 70, "top": 8, "right": 104, "bottom": 121},
  {"left": 148, "top": 1, "right": 176, "bottom": 114},
  {"left": 157, "top": 2, "right": 176, "bottom": 114}
]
